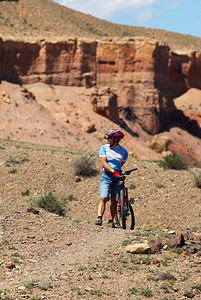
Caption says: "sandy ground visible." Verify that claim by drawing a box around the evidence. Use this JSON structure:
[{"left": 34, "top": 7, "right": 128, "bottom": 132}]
[{"left": 0, "top": 139, "right": 200, "bottom": 299}]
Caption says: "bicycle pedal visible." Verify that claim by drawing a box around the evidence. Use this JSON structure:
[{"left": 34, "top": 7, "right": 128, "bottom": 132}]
[{"left": 129, "top": 198, "right": 135, "bottom": 204}]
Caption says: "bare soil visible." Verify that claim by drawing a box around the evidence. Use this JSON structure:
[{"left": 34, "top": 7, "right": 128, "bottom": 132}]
[{"left": 0, "top": 139, "right": 201, "bottom": 299}]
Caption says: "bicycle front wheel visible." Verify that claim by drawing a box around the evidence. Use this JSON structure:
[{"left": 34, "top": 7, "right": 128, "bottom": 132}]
[
  {"left": 120, "top": 189, "right": 126, "bottom": 229},
  {"left": 115, "top": 202, "right": 135, "bottom": 230}
]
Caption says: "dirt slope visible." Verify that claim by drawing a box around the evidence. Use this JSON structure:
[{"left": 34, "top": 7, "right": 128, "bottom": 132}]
[
  {"left": 1, "top": 0, "right": 201, "bottom": 52},
  {"left": 0, "top": 81, "right": 163, "bottom": 160},
  {"left": 0, "top": 139, "right": 200, "bottom": 299}
]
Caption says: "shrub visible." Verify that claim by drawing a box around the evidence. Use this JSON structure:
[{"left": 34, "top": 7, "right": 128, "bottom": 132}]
[
  {"left": 35, "top": 192, "right": 66, "bottom": 216},
  {"left": 21, "top": 189, "right": 30, "bottom": 196},
  {"left": 140, "top": 289, "right": 154, "bottom": 297},
  {"left": 8, "top": 168, "right": 18, "bottom": 174},
  {"left": 193, "top": 172, "right": 201, "bottom": 188},
  {"left": 67, "top": 194, "right": 78, "bottom": 201},
  {"left": 158, "top": 153, "right": 188, "bottom": 170},
  {"left": 72, "top": 155, "right": 97, "bottom": 176},
  {"left": 5, "top": 156, "right": 29, "bottom": 166}
]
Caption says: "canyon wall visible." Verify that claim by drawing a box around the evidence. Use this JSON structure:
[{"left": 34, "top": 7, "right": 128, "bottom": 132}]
[{"left": 0, "top": 37, "right": 201, "bottom": 134}]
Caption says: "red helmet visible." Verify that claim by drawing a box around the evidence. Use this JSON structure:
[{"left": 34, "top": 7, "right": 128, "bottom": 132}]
[{"left": 105, "top": 129, "right": 124, "bottom": 139}]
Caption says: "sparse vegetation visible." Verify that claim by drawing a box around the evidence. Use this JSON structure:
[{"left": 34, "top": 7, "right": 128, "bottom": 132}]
[
  {"left": 0, "top": 140, "right": 200, "bottom": 300},
  {"left": 38, "top": 282, "right": 53, "bottom": 291},
  {"left": 71, "top": 285, "right": 82, "bottom": 295},
  {"left": 21, "top": 189, "right": 30, "bottom": 196},
  {"left": 8, "top": 168, "right": 18, "bottom": 174},
  {"left": 129, "top": 183, "right": 136, "bottom": 189},
  {"left": 192, "top": 172, "right": 201, "bottom": 188},
  {"left": 129, "top": 287, "right": 138, "bottom": 294},
  {"left": 158, "top": 153, "right": 188, "bottom": 170},
  {"left": 67, "top": 194, "right": 78, "bottom": 201},
  {"left": 35, "top": 192, "right": 66, "bottom": 216},
  {"left": 72, "top": 154, "right": 98, "bottom": 176},
  {"left": 5, "top": 156, "right": 29, "bottom": 166},
  {"left": 140, "top": 289, "right": 154, "bottom": 297},
  {"left": 1, "top": 0, "right": 201, "bottom": 52},
  {"left": 155, "top": 182, "right": 165, "bottom": 188},
  {"left": 90, "top": 289, "right": 102, "bottom": 296}
]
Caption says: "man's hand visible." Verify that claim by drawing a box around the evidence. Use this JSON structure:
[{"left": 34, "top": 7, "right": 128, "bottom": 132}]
[{"left": 113, "top": 170, "right": 120, "bottom": 177}]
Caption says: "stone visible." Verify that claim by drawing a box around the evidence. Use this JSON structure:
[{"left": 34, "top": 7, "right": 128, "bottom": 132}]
[
  {"left": 197, "top": 277, "right": 201, "bottom": 284},
  {"left": 27, "top": 207, "right": 39, "bottom": 214},
  {"left": 182, "top": 232, "right": 196, "bottom": 240},
  {"left": 150, "top": 135, "right": 170, "bottom": 152},
  {"left": 148, "top": 239, "right": 163, "bottom": 253},
  {"left": 5, "top": 262, "right": 15, "bottom": 269},
  {"left": 83, "top": 122, "right": 96, "bottom": 133},
  {"left": 125, "top": 243, "right": 150, "bottom": 254},
  {"left": 193, "top": 233, "right": 201, "bottom": 242},
  {"left": 155, "top": 272, "right": 176, "bottom": 281},
  {"left": 184, "top": 291, "right": 195, "bottom": 298},
  {"left": 149, "top": 258, "right": 161, "bottom": 267},
  {"left": 55, "top": 112, "right": 67, "bottom": 122},
  {"left": 168, "top": 233, "right": 185, "bottom": 248},
  {"left": 1, "top": 93, "right": 11, "bottom": 104},
  {"left": 75, "top": 176, "right": 81, "bottom": 182},
  {"left": 183, "top": 245, "right": 197, "bottom": 254},
  {"left": 61, "top": 276, "right": 69, "bottom": 281},
  {"left": 18, "top": 286, "right": 26, "bottom": 291}
]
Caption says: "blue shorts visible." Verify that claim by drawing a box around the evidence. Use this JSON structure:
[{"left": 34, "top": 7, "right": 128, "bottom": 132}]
[{"left": 100, "top": 172, "right": 120, "bottom": 201}]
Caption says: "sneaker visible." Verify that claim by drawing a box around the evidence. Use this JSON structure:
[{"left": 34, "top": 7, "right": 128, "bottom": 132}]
[
  {"left": 95, "top": 219, "right": 102, "bottom": 226},
  {"left": 107, "top": 220, "right": 117, "bottom": 228}
]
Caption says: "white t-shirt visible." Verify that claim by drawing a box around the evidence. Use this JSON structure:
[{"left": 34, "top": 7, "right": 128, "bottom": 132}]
[{"left": 99, "top": 144, "right": 128, "bottom": 172}]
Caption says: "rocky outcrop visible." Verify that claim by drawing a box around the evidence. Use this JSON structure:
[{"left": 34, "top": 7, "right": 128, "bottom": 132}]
[
  {"left": 91, "top": 87, "right": 118, "bottom": 122},
  {"left": 173, "top": 88, "right": 201, "bottom": 137},
  {"left": 94, "top": 41, "right": 174, "bottom": 134},
  {"left": 0, "top": 37, "right": 201, "bottom": 135},
  {"left": 0, "top": 39, "right": 97, "bottom": 86}
]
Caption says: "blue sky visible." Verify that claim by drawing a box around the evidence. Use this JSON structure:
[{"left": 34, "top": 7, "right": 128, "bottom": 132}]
[{"left": 52, "top": 0, "right": 201, "bottom": 38}]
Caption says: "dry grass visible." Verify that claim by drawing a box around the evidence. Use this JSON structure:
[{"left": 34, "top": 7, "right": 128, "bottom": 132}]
[{"left": 0, "top": 0, "right": 201, "bottom": 51}]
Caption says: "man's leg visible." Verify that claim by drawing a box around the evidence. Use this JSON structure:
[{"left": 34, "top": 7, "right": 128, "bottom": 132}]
[
  {"left": 109, "top": 199, "right": 117, "bottom": 221},
  {"left": 95, "top": 197, "right": 108, "bottom": 225},
  {"left": 97, "top": 197, "right": 108, "bottom": 217}
]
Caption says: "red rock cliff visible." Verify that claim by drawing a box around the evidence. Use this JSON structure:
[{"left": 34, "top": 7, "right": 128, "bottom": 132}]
[{"left": 0, "top": 37, "right": 200, "bottom": 134}]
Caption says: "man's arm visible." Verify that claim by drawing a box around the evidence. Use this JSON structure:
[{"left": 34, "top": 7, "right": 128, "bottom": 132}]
[{"left": 100, "top": 157, "right": 115, "bottom": 173}]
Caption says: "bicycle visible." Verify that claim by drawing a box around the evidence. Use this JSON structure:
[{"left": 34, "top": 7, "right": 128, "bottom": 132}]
[{"left": 114, "top": 168, "right": 137, "bottom": 230}]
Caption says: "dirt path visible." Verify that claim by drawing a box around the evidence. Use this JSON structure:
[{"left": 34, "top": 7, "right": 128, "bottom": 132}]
[{"left": 0, "top": 139, "right": 201, "bottom": 299}]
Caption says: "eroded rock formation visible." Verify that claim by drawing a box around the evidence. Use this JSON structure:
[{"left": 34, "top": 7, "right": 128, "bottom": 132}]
[{"left": 0, "top": 37, "right": 201, "bottom": 135}]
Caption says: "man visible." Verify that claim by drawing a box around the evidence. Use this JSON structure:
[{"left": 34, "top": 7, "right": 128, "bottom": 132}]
[{"left": 95, "top": 129, "right": 128, "bottom": 228}]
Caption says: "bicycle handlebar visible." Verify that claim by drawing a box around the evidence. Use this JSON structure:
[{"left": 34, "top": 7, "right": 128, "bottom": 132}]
[{"left": 121, "top": 168, "right": 138, "bottom": 176}]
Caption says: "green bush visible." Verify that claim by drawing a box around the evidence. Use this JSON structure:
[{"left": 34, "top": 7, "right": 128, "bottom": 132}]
[
  {"left": 35, "top": 192, "right": 66, "bottom": 216},
  {"left": 21, "top": 189, "right": 30, "bottom": 196},
  {"left": 193, "top": 172, "right": 201, "bottom": 188},
  {"left": 72, "top": 155, "right": 97, "bottom": 176},
  {"left": 8, "top": 168, "right": 18, "bottom": 174},
  {"left": 158, "top": 153, "right": 188, "bottom": 170}
]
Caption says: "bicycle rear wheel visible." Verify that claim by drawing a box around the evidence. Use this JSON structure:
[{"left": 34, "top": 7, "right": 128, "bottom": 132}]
[{"left": 115, "top": 202, "right": 135, "bottom": 230}]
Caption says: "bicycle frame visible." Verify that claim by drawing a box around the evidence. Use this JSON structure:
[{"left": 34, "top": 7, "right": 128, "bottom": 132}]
[
  {"left": 117, "top": 184, "right": 129, "bottom": 211},
  {"left": 115, "top": 168, "right": 137, "bottom": 229}
]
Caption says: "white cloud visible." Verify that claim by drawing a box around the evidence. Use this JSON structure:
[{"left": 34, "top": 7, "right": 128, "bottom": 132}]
[
  {"left": 161, "top": 0, "right": 181, "bottom": 9},
  {"left": 58, "top": 0, "right": 156, "bottom": 20}
]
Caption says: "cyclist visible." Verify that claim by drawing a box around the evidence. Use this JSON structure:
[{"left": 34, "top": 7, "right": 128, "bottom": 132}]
[{"left": 95, "top": 129, "right": 128, "bottom": 228}]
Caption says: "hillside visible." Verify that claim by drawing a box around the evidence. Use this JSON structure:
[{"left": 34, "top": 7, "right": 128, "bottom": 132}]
[
  {"left": 0, "top": 0, "right": 201, "bottom": 52},
  {"left": 0, "top": 139, "right": 201, "bottom": 299},
  {"left": 0, "top": 1, "right": 201, "bottom": 299}
]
